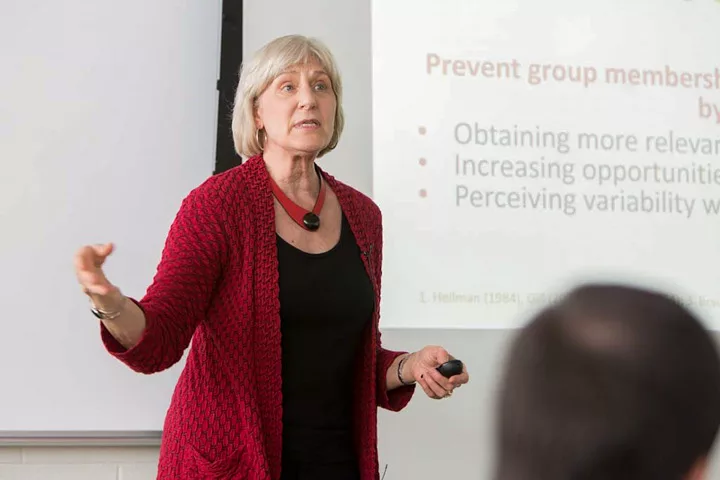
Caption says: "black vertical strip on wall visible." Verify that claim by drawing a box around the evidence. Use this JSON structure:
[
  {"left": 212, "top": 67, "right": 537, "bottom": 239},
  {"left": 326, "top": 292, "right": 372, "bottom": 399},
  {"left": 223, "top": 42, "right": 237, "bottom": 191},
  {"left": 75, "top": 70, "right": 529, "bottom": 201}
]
[{"left": 214, "top": 0, "right": 244, "bottom": 174}]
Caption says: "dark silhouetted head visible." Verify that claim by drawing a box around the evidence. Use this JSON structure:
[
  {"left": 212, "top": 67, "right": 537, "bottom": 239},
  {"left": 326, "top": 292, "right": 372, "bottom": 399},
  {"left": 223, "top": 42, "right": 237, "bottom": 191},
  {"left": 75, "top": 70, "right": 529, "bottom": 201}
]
[{"left": 495, "top": 284, "right": 720, "bottom": 480}]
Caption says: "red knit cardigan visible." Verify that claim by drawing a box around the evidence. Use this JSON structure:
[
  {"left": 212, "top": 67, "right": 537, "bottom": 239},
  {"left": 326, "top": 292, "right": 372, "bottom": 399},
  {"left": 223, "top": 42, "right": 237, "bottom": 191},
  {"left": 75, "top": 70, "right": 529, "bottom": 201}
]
[{"left": 100, "top": 154, "right": 416, "bottom": 479}]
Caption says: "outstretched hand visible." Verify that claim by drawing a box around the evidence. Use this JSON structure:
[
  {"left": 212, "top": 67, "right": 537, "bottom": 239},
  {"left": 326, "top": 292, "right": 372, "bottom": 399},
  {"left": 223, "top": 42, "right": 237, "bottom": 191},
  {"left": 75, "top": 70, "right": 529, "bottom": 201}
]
[
  {"left": 74, "top": 242, "right": 122, "bottom": 309},
  {"left": 405, "top": 345, "right": 470, "bottom": 400}
]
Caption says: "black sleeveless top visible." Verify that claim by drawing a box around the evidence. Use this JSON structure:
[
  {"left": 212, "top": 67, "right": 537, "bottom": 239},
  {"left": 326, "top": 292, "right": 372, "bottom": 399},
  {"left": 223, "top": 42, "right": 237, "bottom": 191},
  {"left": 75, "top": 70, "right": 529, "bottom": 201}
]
[{"left": 277, "top": 212, "right": 375, "bottom": 463}]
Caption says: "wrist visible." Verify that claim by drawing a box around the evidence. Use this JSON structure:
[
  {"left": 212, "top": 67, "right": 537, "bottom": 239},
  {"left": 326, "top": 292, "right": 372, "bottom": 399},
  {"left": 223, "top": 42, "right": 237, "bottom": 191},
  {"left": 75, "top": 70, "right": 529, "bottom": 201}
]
[
  {"left": 399, "top": 352, "right": 417, "bottom": 384},
  {"left": 89, "top": 293, "right": 126, "bottom": 320}
]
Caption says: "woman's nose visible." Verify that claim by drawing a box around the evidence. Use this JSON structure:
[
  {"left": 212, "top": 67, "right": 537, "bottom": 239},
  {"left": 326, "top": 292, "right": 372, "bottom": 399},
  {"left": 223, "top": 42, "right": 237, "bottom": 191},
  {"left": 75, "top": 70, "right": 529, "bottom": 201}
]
[{"left": 297, "top": 84, "right": 317, "bottom": 109}]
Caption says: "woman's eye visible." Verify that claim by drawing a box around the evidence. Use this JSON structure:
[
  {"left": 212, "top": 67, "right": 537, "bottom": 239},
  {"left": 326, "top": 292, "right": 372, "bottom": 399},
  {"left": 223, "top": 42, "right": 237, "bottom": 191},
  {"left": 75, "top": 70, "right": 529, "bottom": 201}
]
[
  {"left": 281, "top": 84, "right": 294, "bottom": 92},
  {"left": 314, "top": 82, "right": 328, "bottom": 91}
]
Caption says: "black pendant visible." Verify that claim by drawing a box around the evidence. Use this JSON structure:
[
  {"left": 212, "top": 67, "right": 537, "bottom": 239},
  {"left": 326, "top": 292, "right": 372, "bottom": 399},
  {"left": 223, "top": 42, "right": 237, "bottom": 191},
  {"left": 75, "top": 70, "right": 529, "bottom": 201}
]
[{"left": 303, "top": 212, "right": 320, "bottom": 231}]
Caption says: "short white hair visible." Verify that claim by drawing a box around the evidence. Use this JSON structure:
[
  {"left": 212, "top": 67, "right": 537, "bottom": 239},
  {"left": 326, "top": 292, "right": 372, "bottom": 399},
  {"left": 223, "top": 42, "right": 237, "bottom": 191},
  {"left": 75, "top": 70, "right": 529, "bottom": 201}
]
[{"left": 231, "top": 34, "right": 345, "bottom": 158}]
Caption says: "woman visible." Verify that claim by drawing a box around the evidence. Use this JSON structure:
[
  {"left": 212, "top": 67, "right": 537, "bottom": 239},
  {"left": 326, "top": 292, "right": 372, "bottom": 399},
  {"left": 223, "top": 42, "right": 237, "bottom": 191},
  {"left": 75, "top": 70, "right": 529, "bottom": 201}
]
[{"left": 74, "top": 34, "right": 469, "bottom": 480}]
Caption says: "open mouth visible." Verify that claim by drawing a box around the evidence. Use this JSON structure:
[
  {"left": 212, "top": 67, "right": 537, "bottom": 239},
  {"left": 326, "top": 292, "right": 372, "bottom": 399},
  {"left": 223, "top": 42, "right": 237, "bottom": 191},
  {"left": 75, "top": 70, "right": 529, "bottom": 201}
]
[{"left": 294, "top": 119, "right": 321, "bottom": 128}]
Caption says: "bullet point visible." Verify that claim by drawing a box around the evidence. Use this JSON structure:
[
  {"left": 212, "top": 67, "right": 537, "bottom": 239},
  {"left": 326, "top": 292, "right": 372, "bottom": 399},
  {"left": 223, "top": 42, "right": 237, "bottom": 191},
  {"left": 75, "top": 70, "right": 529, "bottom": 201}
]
[
  {"left": 419, "top": 158, "right": 427, "bottom": 166},
  {"left": 418, "top": 126, "right": 426, "bottom": 135},
  {"left": 419, "top": 189, "right": 427, "bottom": 198}
]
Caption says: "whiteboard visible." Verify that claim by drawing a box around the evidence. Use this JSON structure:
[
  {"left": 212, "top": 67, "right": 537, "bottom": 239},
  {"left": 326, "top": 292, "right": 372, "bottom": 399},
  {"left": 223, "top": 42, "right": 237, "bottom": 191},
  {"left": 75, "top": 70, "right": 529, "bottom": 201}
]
[
  {"left": 371, "top": 0, "right": 720, "bottom": 331},
  {"left": 0, "top": 0, "right": 222, "bottom": 433}
]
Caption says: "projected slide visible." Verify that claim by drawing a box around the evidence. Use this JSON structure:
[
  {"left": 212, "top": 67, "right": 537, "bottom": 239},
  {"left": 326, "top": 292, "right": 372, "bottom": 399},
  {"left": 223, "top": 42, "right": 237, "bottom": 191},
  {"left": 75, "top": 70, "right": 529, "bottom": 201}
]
[{"left": 371, "top": 0, "right": 720, "bottom": 329}]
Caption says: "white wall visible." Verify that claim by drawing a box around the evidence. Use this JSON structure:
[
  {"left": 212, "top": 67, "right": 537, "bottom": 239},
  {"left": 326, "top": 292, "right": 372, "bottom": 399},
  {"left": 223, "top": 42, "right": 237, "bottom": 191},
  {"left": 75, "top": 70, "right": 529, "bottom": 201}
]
[
  {"left": 0, "top": 447, "right": 159, "bottom": 480},
  {"left": 0, "top": 0, "right": 218, "bottom": 477},
  {"left": 0, "top": 0, "right": 222, "bottom": 431}
]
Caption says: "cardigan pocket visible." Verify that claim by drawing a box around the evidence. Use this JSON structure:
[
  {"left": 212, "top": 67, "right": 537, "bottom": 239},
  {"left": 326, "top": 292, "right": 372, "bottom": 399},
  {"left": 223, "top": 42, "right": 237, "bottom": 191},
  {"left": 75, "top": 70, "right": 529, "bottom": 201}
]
[{"left": 183, "top": 443, "right": 249, "bottom": 479}]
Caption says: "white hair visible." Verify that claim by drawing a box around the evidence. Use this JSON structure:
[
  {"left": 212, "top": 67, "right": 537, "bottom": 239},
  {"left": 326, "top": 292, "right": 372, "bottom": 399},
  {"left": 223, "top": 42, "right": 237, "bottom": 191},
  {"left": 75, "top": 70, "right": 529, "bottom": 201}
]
[{"left": 231, "top": 34, "right": 345, "bottom": 158}]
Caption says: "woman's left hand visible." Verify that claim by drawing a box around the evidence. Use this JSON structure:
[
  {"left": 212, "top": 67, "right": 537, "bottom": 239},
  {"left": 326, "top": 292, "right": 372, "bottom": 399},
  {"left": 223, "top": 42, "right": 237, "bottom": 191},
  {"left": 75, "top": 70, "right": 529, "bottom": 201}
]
[{"left": 404, "top": 345, "right": 470, "bottom": 400}]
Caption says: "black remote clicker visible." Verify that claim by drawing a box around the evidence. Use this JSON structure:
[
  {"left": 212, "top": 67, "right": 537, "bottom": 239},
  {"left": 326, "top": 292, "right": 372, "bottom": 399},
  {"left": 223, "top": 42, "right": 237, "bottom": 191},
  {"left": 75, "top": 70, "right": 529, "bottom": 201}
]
[{"left": 436, "top": 359, "right": 463, "bottom": 378}]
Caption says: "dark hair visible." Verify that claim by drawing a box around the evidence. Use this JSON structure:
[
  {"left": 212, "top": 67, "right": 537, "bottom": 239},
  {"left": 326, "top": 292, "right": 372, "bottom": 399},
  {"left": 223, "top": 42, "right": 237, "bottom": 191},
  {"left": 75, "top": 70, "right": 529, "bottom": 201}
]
[{"left": 494, "top": 283, "right": 720, "bottom": 480}]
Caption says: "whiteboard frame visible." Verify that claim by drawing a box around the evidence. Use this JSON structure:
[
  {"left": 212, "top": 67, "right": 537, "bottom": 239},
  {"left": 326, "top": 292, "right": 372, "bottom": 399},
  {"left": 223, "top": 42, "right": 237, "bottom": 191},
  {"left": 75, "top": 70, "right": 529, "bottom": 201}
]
[{"left": 0, "top": 431, "right": 161, "bottom": 447}]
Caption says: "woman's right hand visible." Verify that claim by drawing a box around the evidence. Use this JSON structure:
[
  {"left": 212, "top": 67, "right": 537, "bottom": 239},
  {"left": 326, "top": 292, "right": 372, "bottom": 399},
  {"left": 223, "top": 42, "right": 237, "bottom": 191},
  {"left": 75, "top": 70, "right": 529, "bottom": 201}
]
[{"left": 74, "top": 242, "right": 123, "bottom": 310}]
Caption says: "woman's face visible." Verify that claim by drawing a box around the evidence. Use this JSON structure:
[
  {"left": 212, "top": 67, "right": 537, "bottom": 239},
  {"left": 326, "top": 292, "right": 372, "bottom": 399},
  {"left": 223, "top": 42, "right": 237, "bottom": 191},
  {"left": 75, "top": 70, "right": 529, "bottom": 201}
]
[{"left": 254, "top": 60, "right": 336, "bottom": 157}]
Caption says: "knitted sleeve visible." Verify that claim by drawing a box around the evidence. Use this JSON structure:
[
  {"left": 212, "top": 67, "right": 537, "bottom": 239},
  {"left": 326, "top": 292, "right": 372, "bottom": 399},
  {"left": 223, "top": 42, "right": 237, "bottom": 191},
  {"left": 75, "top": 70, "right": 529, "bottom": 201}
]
[
  {"left": 100, "top": 183, "right": 229, "bottom": 373},
  {"left": 374, "top": 210, "right": 416, "bottom": 411}
]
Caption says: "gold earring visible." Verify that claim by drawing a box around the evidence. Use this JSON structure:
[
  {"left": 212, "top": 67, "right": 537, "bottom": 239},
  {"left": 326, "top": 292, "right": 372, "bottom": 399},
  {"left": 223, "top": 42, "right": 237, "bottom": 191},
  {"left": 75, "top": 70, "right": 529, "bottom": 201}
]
[{"left": 256, "top": 129, "right": 264, "bottom": 151}]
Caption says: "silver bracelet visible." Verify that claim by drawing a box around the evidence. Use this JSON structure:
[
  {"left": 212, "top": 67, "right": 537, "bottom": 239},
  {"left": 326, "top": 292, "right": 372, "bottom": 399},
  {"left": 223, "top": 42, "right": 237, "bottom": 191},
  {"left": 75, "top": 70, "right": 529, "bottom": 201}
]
[
  {"left": 397, "top": 353, "right": 414, "bottom": 386},
  {"left": 89, "top": 295, "right": 126, "bottom": 320}
]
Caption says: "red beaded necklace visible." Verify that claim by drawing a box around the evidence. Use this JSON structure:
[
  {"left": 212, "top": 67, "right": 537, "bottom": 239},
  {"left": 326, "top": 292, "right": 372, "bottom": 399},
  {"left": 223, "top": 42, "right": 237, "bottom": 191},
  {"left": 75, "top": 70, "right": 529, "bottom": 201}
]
[{"left": 269, "top": 169, "right": 327, "bottom": 231}]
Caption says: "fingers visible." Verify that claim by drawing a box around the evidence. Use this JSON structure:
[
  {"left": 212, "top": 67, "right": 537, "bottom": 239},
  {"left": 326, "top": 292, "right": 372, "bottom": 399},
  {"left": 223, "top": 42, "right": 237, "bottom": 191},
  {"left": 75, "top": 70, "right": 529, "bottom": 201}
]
[
  {"left": 74, "top": 243, "right": 114, "bottom": 270},
  {"left": 77, "top": 271, "right": 113, "bottom": 296},
  {"left": 91, "top": 243, "right": 114, "bottom": 265},
  {"left": 425, "top": 372, "right": 452, "bottom": 398},
  {"left": 424, "top": 345, "right": 452, "bottom": 363},
  {"left": 86, "top": 243, "right": 114, "bottom": 268},
  {"left": 74, "top": 243, "right": 116, "bottom": 296},
  {"left": 448, "top": 373, "right": 469, "bottom": 391},
  {"left": 436, "top": 348, "right": 452, "bottom": 365},
  {"left": 419, "top": 369, "right": 454, "bottom": 400},
  {"left": 454, "top": 365, "right": 470, "bottom": 386},
  {"left": 417, "top": 374, "right": 446, "bottom": 399},
  {"left": 427, "top": 367, "right": 455, "bottom": 392},
  {"left": 416, "top": 375, "right": 440, "bottom": 399}
]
